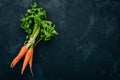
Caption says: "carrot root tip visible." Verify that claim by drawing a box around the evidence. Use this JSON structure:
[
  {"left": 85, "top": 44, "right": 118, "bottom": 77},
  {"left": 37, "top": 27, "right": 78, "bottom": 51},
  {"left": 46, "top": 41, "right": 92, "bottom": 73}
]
[{"left": 30, "top": 68, "right": 34, "bottom": 77}]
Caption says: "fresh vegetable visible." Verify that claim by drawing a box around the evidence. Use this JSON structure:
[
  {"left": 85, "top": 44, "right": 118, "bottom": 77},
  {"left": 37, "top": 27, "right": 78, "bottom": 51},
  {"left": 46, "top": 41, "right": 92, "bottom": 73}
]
[
  {"left": 21, "top": 49, "right": 33, "bottom": 75},
  {"left": 10, "top": 45, "right": 28, "bottom": 68},
  {"left": 10, "top": 2, "right": 58, "bottom": 76},
  {"left": 29, "top": 48, "right": 34, "bottom": 76}
]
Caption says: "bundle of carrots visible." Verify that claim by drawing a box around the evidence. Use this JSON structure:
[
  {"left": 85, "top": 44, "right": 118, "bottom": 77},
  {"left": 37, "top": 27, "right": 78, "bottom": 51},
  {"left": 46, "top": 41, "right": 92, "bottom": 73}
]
[{"left": 10, "top": 2, "right": 58, "bottom": 76}]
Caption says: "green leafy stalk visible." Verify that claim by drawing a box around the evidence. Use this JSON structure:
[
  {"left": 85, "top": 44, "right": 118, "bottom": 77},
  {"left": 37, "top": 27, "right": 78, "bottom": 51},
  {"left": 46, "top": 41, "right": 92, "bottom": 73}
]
[{"left": 21, "top": 2, "right": 58, "bottom": 48}]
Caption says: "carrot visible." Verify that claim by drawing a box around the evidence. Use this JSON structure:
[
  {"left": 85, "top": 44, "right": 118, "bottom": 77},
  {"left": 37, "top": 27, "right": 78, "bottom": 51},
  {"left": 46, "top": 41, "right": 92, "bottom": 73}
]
[
  {"left": 10, "top": 2, "right": 58, "bottom": 75},
  {"left": 21, "top": 49, "right": 33, "bottom": 74},
  {"left": 29, "top": 48, "right": 34, "bottom": 76},
  {"left": 10, "top": 45, "right": 28, "bottom": 68}
]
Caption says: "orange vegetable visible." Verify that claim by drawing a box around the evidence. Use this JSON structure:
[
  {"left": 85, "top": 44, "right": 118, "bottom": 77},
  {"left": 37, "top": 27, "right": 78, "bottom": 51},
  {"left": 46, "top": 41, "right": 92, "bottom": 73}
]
[
  {"left": 10, "top": 2, "right": 58, "bottom": 76},
  {"left": 10, "top": 45, "right": 28, "bottom": 68},
  {"left": 29, "top": 48, "right": 34, "bottom": 76},
  {"left": 21, "top": 49, "right": 33, "bottom": 75}
]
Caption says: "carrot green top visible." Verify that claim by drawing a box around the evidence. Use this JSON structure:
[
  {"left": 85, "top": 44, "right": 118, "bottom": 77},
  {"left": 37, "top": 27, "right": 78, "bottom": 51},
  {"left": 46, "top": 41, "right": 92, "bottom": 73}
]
[{"left": 20, "top": 2, "right": 58, "bottom": 46}]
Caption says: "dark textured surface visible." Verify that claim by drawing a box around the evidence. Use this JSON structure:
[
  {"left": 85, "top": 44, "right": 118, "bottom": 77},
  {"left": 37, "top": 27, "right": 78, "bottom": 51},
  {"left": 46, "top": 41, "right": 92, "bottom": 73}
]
[{"left": 0, "top": 0, "right": 120, "bottom": 80}]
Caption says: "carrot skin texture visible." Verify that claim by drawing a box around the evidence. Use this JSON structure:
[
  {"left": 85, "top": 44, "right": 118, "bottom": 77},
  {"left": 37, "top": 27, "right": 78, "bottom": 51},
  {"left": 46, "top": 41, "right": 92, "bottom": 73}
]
[
  {"left": 29, "top": 49, "right": 33, "bottom": 68},
  {"left": 21, "top": 49, "right": 33, "bottom": 74},
  {"left": 10, "top": 45, "right": 28, "bottom": 68},
  {"left": 29, "top": 48, "right": 34, "bottom": 76}
]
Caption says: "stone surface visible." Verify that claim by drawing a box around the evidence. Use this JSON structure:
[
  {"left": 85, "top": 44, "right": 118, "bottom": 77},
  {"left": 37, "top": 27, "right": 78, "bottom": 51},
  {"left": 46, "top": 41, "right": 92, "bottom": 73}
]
[{"left": 0, "top": 0, "right": 120, "bottom": 80}]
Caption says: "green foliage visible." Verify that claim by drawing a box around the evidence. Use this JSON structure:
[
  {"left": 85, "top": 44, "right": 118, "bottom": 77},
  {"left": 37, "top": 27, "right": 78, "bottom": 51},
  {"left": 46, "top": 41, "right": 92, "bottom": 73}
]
[{"left": 20, "top": 2, "right": 58, "bottom": 45}]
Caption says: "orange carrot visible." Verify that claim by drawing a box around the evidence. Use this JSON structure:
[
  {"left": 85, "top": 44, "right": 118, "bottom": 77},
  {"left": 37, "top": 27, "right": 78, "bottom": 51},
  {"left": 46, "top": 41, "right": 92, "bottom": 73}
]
[
  {"left": 21, "top": 49, "right": 33, "bottom": 74},
  {"left": 10, "top": 45, "right": 28, "bottom": 68},
  {"left": 29, "top": 48, "right": 34, "bottom": 76}
]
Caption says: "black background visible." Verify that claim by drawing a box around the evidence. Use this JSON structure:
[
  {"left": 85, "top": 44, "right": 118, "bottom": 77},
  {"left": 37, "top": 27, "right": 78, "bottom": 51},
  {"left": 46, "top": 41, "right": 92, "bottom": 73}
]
[{"left": 0, "top": 0, "right": 120, "bottom": 80}]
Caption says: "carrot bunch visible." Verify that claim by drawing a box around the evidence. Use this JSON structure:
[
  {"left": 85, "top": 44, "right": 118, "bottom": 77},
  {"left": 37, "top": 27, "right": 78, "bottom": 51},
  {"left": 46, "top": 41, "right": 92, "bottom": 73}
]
[
  {"left": 10, "top": 45, "right": 33, "bottom": 75},
  {"left": 10, "top": 2, "right": 58, "bottom": 76}
]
